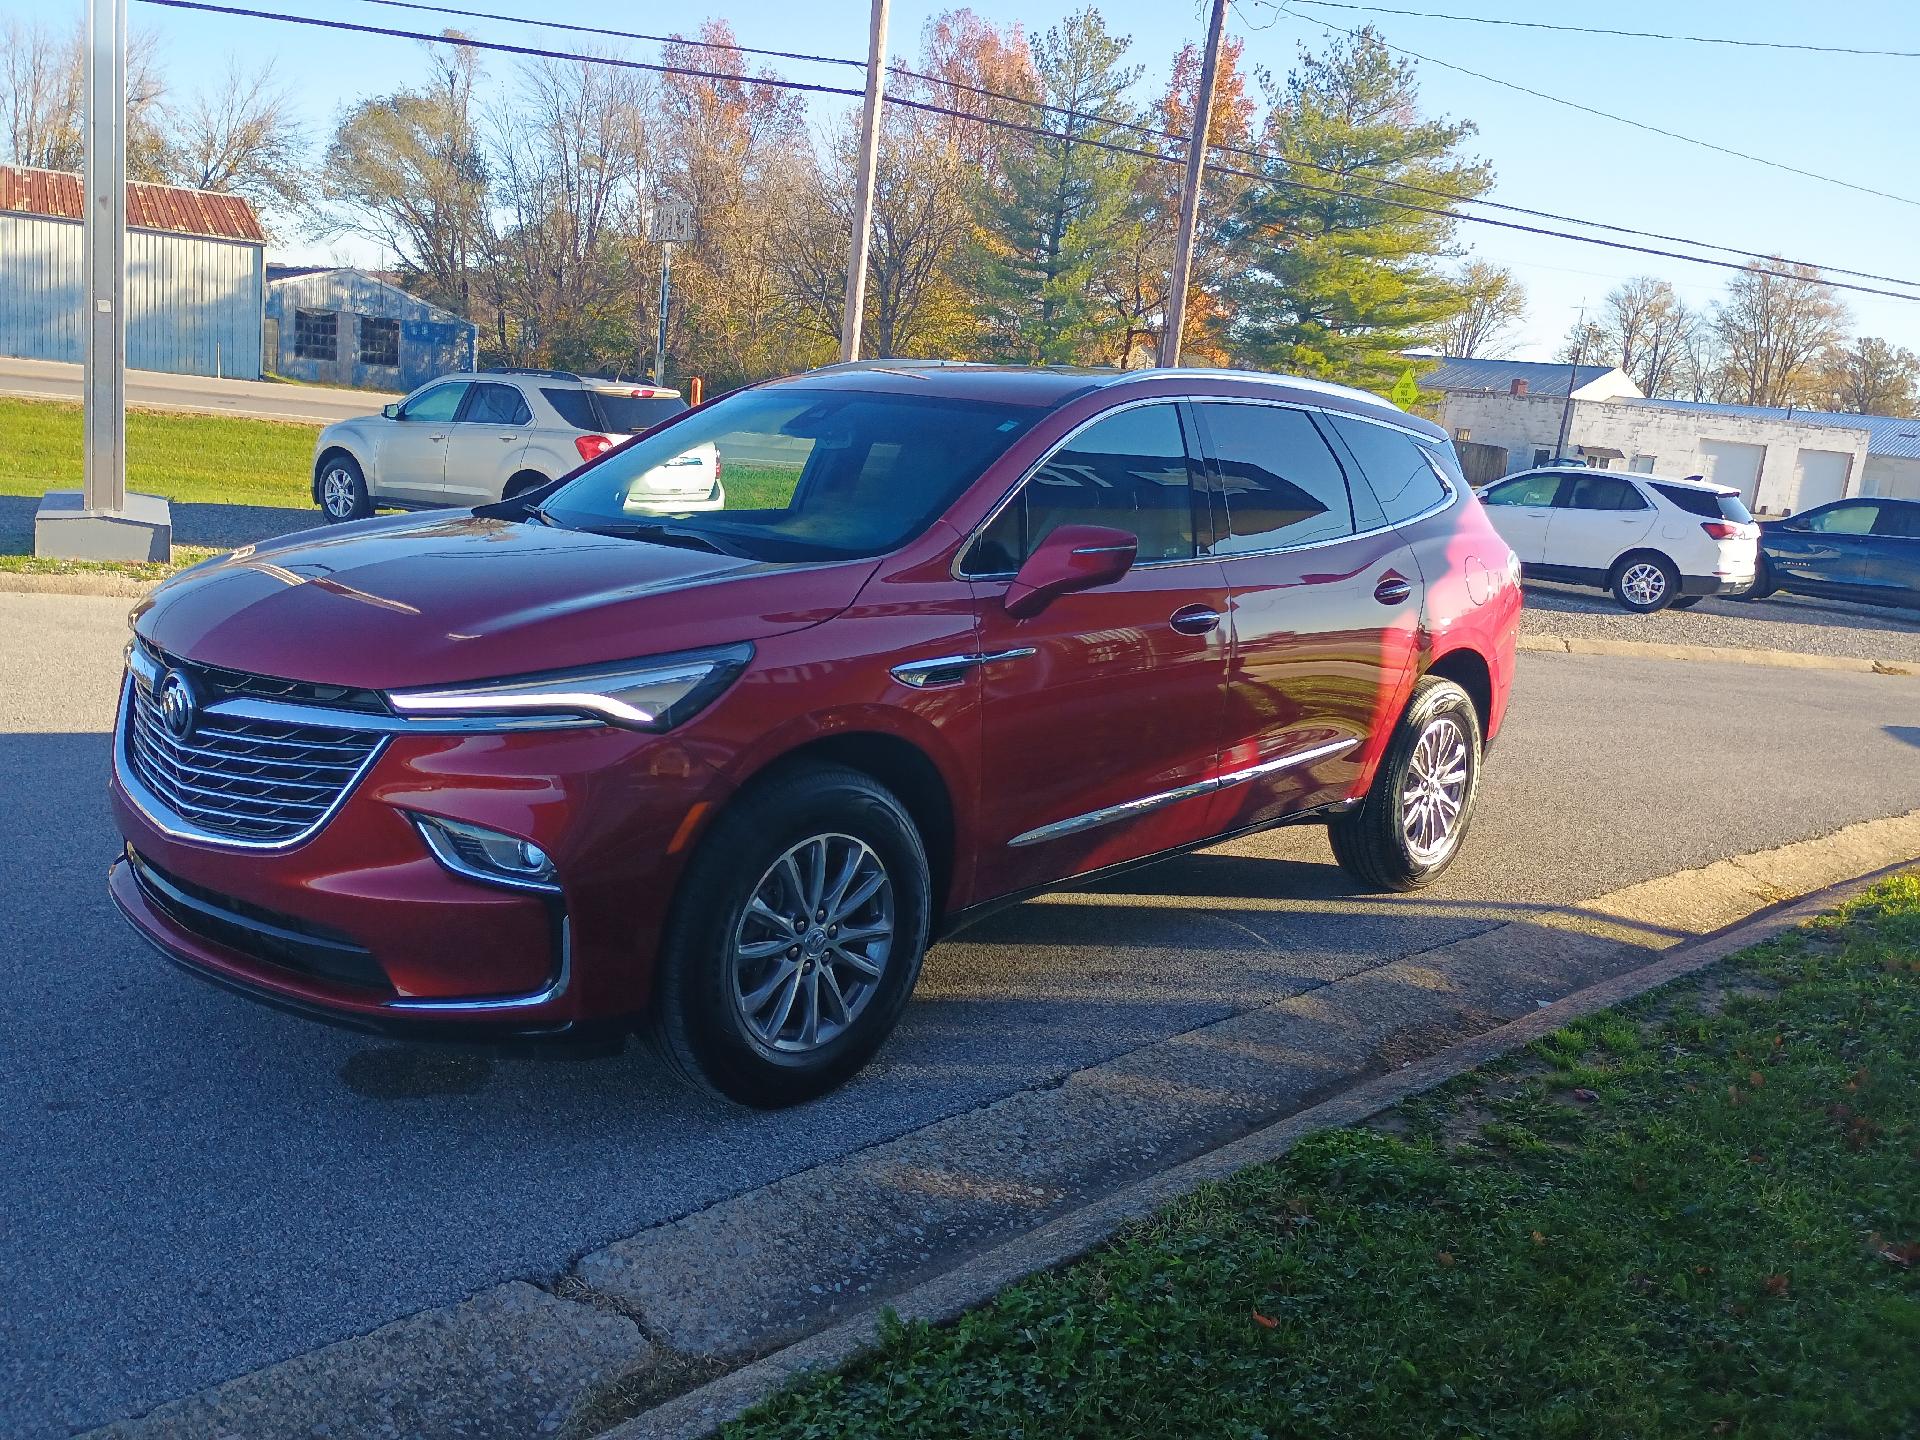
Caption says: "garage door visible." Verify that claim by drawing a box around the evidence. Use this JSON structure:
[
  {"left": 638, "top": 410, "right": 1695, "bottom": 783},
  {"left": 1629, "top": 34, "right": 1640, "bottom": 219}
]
[
  {"left": 1699, "top": 440, "right": 1766, "bottom": 507},
  {"left": 1793, "top": 449, "right": 1851, "bottom": 512}
]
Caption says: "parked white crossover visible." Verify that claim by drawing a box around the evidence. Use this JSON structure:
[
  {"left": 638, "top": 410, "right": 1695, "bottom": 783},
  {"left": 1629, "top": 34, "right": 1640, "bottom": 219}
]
[
  {"left": 310, "top": 370, "right": 722, "bottom": 522},
  {"left": 1476, "top": 468, "right": 1758, "bottom": 612}
]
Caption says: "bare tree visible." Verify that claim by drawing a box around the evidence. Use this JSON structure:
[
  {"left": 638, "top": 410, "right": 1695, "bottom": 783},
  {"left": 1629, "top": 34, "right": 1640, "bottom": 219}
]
[
  {"left": 2, "top": 18, "right": 166, "bottom": 176},
  {"left": 1554, "top": 276, "right": 1697, "bottom": 397},
  {"left": 1712, "top": 260, "right": 1849, "bottom": 408},
  {"left": 1441, "top": 259, "right": 1526, "bottom": 358},
  {"left": 1822, "top": 336, "right": 1919, "bottom": 417},
  {"left": 163, "top": 57, "right": 307, "bottom": 221}
]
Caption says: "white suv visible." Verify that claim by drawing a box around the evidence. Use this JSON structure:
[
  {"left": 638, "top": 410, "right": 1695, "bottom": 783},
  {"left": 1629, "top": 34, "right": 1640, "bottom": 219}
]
[
  {"left": 1477, "top": 468, "right": 1758, "bottom": 612},
  {"left": 311, "top": 370, "right": 722, "bottom": 522}
]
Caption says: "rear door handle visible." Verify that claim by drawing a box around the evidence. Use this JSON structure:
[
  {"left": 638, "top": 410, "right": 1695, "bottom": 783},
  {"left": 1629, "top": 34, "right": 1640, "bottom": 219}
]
[
  {"left": 1169, "top": 604, "right": 1221, "bottom": 635},
  {"left": 1374, "top": 575, "right": 1413, "bottom": 605}
]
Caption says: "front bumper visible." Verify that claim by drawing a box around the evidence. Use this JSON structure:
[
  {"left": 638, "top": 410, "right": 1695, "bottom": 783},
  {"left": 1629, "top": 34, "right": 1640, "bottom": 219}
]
[{"left": 109, "top": 672, "right": 734, "bottom": 1039}]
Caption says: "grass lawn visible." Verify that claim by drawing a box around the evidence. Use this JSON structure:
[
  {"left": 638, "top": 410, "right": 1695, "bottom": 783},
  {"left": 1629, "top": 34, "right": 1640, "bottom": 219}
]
[
  {"left": 0, "top": 396, "right": 317, "bottom": 510},
  {"left": 730, "top": 874, "right": 1920, "bottom": 1439},
  {"left": 0, "top": 545, "right": 221, "bottom": 581}
]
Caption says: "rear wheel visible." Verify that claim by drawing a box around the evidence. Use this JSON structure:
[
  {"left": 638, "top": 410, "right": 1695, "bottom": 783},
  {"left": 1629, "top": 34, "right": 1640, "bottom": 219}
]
[
  {"left": 317, "top": 455, "right": 372, "bottom": 523},
  {"left": 648, "top": 766, "right": 930, "bottom": 1107},
  {"left": 503, "top": 471, "right": 549, "bottom": 501},
  {"left": 1329, "top": 676, "right": 1482, "bottom": 892},
  {"left": 1610, "top": 553, "right": 1677, "bottom": 613},
  {"left": 1743, "top": 554, "right": 1778, "bottom": 600}
]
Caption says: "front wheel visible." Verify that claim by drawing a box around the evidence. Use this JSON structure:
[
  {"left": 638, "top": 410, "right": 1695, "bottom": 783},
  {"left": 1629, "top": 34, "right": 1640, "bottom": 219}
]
[
  {"left": 1329, "top": 676, "right": 1482, "bottom": 892},
  {"left": 317, "top": 456, "right": 372, "bottom": 523},
  {"left": 648, "top": 766, "right": 931, "bottom": 1107}
]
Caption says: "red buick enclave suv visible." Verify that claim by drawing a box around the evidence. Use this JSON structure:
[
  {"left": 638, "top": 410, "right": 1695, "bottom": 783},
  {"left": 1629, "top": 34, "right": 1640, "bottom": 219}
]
[{"left": 109, "top": 363, "right": 1521, "bottom": 1105}]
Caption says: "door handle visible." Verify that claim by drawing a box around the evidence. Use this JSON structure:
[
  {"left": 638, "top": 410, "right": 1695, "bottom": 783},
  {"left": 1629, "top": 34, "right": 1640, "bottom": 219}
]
[
  {"left": 428, "top": 433, "right": 446, "bottom": 441},
  {"left": 1169, "top": 604, "right": 1221, "bottom": 635},
  {"left": 1373, "top": 575, "right": 1413, "bottom": 605}
]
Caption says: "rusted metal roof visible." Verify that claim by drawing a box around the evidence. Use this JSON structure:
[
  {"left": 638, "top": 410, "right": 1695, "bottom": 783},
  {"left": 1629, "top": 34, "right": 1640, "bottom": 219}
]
[{"left": 0, "top": 164, "right": 265, "bottom": 244}]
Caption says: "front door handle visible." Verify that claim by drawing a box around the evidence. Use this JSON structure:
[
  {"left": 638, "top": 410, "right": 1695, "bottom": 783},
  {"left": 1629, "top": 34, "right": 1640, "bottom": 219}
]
[
  {"left": 1169, "top": 604, "right": 1221, "bottom": 635},
  {"left": 1374, "top": 575, "right": 1413, "bottom": 606}
]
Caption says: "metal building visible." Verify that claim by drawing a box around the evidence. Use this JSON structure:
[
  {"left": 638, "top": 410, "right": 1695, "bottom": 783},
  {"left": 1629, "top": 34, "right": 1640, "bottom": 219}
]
[
  {"left": 264, "top": 267, "right": 476, "bottom": 393},
  {"left": 0, "top": 164, "right": 265, "bottom": 379}
]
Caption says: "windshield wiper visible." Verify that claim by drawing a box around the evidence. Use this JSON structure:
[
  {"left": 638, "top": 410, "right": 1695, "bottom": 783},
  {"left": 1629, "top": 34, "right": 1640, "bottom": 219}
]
[{"left": 577, "top": 520, "right": 748, "bottom": 557}]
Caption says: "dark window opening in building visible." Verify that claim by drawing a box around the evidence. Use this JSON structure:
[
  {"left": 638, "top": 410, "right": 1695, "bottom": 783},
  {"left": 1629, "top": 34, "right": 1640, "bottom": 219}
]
[
  {"left": 294, "top": 309, "right": 337, "bottom": 362},
  {"left": 358, "top": 317, "right": 400, "bottom": 368}
]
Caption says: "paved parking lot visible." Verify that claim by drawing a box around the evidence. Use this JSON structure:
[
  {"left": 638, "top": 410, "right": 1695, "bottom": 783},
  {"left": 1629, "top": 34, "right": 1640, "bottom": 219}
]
[
  {"left": 5, "top": 590, "right": 1920, "bottom": 1437},
  {"left": 1522, "top": 577, "right": 1920, "bottom": 663}
]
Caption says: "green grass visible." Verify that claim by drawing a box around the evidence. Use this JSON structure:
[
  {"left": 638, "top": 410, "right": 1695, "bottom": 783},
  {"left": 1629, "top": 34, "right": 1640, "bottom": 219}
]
[
  {"left": 0, "top": 545, "right": 220, "bottom": 580},
  {"left": 730, "top": 875, "right": 1920, "bottom": 1439},
  {"left": 0, "top": 396, "right": 317, "bottom": 510},
  {"left": 719, "top": 461, "right": 803, "bottom": 511}
]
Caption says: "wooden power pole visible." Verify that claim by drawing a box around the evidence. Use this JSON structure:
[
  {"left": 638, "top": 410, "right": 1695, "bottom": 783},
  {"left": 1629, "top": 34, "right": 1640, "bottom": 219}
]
[
  {"left": 1160, "top": 0, "right": 1227, "bottom": 368},
  {"left": 840, "top": 0, "right": 891, "bottom": 363}
]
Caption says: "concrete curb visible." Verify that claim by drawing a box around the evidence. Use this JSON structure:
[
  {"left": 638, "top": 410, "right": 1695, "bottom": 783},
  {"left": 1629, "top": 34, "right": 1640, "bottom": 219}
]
[
  {"left": 0, "top": 571, "right": 158, "bottom": 598},
  {"left": 79, "top": 812, "right": 1920, "bottom": 1440},
  {"left": 614, "top": 859, "right": 1911, "bottom": 1440},
  {"left": 1517, "top": 631, "right": 1914, "bottom": 675}
]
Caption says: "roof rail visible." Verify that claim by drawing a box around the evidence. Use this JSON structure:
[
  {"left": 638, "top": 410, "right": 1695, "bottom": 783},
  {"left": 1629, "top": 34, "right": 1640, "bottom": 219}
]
[{"left": 482, "top": 367, "right": 581, "bottom": 381}]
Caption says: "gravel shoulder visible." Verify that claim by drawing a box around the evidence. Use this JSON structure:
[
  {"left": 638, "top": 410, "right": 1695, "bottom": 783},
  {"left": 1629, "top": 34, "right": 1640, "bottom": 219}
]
[{"left": 1520, "top": 579, "right": 1920, "bottom": 665}]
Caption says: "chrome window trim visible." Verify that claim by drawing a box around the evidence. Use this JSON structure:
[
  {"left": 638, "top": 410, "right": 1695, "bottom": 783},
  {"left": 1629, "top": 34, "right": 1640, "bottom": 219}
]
[
  {"left": 953, "top": 396, "right": 1207, "bottom": 581},
  {"left": 113, "top": 674, "right": 392, "bottom": 854},
  {"left": 1007, "top": 736, "right": 1359, "bottom": 847}
]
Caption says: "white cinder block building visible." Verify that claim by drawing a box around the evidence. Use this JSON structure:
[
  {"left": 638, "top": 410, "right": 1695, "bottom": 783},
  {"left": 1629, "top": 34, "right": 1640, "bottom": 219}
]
[{"left": 1424, "top": 356, "right": 1916, "bottom": 514}]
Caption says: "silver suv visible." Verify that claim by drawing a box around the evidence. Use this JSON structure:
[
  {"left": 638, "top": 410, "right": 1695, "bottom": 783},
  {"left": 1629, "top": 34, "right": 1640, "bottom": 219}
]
[{"left": 311, "top": 370, "right": 721, "bottom": 521}]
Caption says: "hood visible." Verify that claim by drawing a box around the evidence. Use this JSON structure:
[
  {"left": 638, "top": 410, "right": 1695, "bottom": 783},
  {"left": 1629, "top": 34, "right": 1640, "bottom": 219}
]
[{"left": 133, "top": 512, "right": 879, "bottom": 689}]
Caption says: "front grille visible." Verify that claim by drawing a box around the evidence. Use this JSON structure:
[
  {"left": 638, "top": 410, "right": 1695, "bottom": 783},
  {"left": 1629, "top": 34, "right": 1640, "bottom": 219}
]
[
  {"left": 129, "top": 848, "right": 392, "bottom": 994},
  {"left": 138, "top": 638, "right": 388, "bottom": 713},
  {"left": 125, "top": 674, "right": 385, "bottom": 844}
]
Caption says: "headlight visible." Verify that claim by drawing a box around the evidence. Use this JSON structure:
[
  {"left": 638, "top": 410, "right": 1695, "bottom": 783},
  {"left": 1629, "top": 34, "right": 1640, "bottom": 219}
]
[{"left": 387, "top": 643, "right": 752, "bottom": 731}]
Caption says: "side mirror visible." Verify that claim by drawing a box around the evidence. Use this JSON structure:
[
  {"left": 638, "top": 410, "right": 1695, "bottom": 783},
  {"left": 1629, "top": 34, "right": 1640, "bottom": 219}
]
[
  {"left": 1003, "top": 524, "right": 1137, "bottom": 619},
  {"left": 382, "top": 403, "right": 401, "bottom": 420}
]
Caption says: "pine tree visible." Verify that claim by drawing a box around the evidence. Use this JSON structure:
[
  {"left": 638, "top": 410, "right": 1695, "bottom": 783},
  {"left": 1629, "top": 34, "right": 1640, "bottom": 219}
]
[
  {"left": 972, "top": 7, "right": 1142, "bottom": 364},
  {"left": 1227, "top": 28, "right": 1492, "bottom": 393}
]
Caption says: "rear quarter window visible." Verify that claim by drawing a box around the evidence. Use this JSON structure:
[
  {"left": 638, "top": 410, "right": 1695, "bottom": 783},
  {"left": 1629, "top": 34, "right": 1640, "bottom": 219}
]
[
  {"left": 1325, "top": 414, "right": 1453, "bottom": 526},
  {"left": 540, "top": 389, "right": 689, "bottom": 434},
  {"left": 1653, "top": 483, "right": 1752, "bottom": 523}
]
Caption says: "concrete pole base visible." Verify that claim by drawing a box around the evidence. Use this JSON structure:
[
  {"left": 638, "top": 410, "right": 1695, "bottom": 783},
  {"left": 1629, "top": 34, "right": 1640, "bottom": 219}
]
[{"left": 33, "top": 490, "right": 172, "bottom": 562}]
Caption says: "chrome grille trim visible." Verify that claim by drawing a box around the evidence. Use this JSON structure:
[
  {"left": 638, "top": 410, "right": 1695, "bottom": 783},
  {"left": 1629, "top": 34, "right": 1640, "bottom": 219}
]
[{"left": 116, "top": 673, "right": 389, "bottom": 850}]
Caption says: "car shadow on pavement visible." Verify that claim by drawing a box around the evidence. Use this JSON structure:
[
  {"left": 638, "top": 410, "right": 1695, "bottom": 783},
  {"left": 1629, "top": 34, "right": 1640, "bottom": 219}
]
[
  {"left": 1890, "top": 726, "right": 1920, "bottom": 750},
  {"left": 0, "top": 494, "right": 320, "bottom": 554}
]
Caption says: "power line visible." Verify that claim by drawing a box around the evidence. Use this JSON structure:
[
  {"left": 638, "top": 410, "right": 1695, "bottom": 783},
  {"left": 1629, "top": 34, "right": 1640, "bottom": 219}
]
[
  {"left": 1259, "top": 0, "right": 1920, "bottom": 210},
  {"left": 131, "top": 0, "right": 1920, "bottom": 303},
  {"left": 1279, "top": 3, "right": 1920, "bottom": 60},
  {"left": 326, "top": 0, "right": 1920, "bottom": 292}
]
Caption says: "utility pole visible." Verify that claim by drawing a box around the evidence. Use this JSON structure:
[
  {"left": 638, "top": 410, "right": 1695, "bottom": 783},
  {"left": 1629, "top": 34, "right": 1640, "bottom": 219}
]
[
  {"left": 36, "top": 0, "right": 169, "bottom": 559},
  {"left": 839, "top": 0, "right": 890, "bottom": 363},
  {"left": 1160, "top": 0, "right": 1227, "bottom": 369},
  {"left": 653, "top": 242, "right": 673, "bottom": 386}
]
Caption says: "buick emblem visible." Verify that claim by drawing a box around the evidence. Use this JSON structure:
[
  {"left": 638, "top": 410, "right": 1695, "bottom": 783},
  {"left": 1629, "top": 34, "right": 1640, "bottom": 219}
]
[{"left": 156, "top": 670, "right": 199, "bottom": 740}]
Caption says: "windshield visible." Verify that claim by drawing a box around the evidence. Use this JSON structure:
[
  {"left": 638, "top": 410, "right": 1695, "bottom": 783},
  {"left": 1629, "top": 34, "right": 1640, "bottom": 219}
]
[{"left": 536, "top": 386, "right": 1040, "bottom": 562}]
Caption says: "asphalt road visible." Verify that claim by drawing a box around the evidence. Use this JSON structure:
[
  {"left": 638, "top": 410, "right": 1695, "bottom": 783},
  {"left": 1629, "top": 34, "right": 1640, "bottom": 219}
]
[
  {"left": 0, "top": 357, "right": 394, "bottom": 425},
  {"left": 6, "top": 590, "right": 1920, "bottom": 1437}
]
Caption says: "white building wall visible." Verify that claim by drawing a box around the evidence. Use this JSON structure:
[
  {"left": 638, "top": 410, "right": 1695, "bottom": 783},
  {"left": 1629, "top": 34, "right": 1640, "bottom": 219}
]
[
  {"left": 1440, "top": 392, "right": 1875, "bottom": 513},
  {"left": 1865, "top": 454, "right": 1920, "bottom": 500}
]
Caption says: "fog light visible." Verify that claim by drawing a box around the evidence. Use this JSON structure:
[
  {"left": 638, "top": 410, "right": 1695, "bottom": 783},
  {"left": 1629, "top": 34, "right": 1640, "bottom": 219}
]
[{"left": 413, "top": 814, "right": 559, "bottom": 894}]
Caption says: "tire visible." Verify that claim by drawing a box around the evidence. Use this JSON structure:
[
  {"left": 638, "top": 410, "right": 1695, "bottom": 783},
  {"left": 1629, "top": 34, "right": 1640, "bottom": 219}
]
[
  {"left": 503, "top": 471, "right": 549, "bottom": 501},
  {"left": 647, "top": 765, "right": 931, "bottom": 1107},
  {"left": 1610, "top": 553, "right": 1678, "bottom": 613},
  {"left": 1744, "top": 554, "right": 1777, "bottom": 601},
  {"left": 1328, "top": 676, "right": 1482, "bottom": 893},
  {"left": 317, "top": 454, "right": 372, "bottom": 523},
  {"left": 1669, "top": 595, "right": 1703, "bottom": 610}
]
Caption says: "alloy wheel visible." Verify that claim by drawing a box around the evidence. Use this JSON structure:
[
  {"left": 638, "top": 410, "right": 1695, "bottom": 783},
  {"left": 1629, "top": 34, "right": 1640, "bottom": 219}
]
[
  {"left": 321, "top": 467, "right": 357, "bottom": 518},
  {"left": 1620, "top": 562, "right": 1666, "bottom": 607},
  {"left": 1399, "top": 715, "right": 1470, "bottom": 864},
  {"left": 730, "top": 832, "right": 894, "bottom": 1055}
]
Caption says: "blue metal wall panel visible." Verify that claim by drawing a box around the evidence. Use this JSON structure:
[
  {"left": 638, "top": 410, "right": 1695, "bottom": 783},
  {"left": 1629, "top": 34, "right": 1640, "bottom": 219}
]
[
  {"left": 265, "top": 270, "right": 476, "bottom": 392},
  {"left": 0, "top": 214, "right": 83, "bottom": 362}
]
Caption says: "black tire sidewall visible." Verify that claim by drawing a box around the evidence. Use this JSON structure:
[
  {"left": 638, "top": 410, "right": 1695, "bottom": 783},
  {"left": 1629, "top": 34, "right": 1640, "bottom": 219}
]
[
  {"left": 1612, "top": 554, "right": 1676, "bottom": 613},
  {"left": 1332, "top": 676, "right": 1483, "bottom": 892},
  {"left": 656, "top": 770, "right": 930, "bottom": 1106}
]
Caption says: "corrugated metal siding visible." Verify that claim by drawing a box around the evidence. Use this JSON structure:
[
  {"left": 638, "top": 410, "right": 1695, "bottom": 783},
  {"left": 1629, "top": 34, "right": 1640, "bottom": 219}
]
[
  {"left": 0, "top": 215, "right": 263, "bottom": 377},
  {"left": 0, "top": 213, "right": 84, "bottom": 362},
  {"left": 264, "top": 268, "right": 476, "bottom": 391}
]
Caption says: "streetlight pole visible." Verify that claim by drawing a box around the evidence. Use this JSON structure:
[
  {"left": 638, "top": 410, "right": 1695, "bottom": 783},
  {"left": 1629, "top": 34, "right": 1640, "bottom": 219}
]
[
  {"left": 36, "top": 0, "right": 169, "bottom": 559},
  {"left": 654, "top": 241, "right": 673, "bottom": 386},
  {"left": 1160, "top": 0, "right": 1227, "bottom": 369},
  {"left": 839, "top": 0, "right": 890, "bottom": 363}
]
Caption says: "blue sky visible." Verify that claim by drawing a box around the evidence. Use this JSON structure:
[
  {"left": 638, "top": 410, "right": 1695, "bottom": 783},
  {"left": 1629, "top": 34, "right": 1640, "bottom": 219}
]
[{"left": 17, "top": 0, "right": 1920, "bottom": 360}]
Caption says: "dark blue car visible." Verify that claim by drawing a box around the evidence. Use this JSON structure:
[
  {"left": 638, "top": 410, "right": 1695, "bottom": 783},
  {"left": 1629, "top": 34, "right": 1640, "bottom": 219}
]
[{"left": 1752, "top": 497, "right": 1920, "bottom": 610}]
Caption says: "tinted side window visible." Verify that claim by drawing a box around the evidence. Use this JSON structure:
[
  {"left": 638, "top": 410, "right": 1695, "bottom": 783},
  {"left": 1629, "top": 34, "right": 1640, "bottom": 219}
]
[
  {"left": 465, "top": 383, "right": 531, "bottom": 426},
  {"left": 1481, "top": 474, "right": 1562, "bottom": 507},
  {"left": 1325, "top": 414, "right": 1451, "bottom": 526},
  {"left": 971, "top": 404, "right": 1198, "bottom": 572},
  {"left": 541, "top": 388, "right": 598, "bottom": 430},
  {"left": 399, "top": 382, "right": 467, "bottom": 423},
  {"left": 1195, "top": 403, "right": 1352, "bottom": 553},
  {"left": 1561, "top": 474, "right": 1647, "bottom": 511},
  {"left": 1873, "top": 503, "right": 1920, "bottom": 538},
  {"left": 1803, "top": 502, "right": 1878, "bottom": 535}
]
